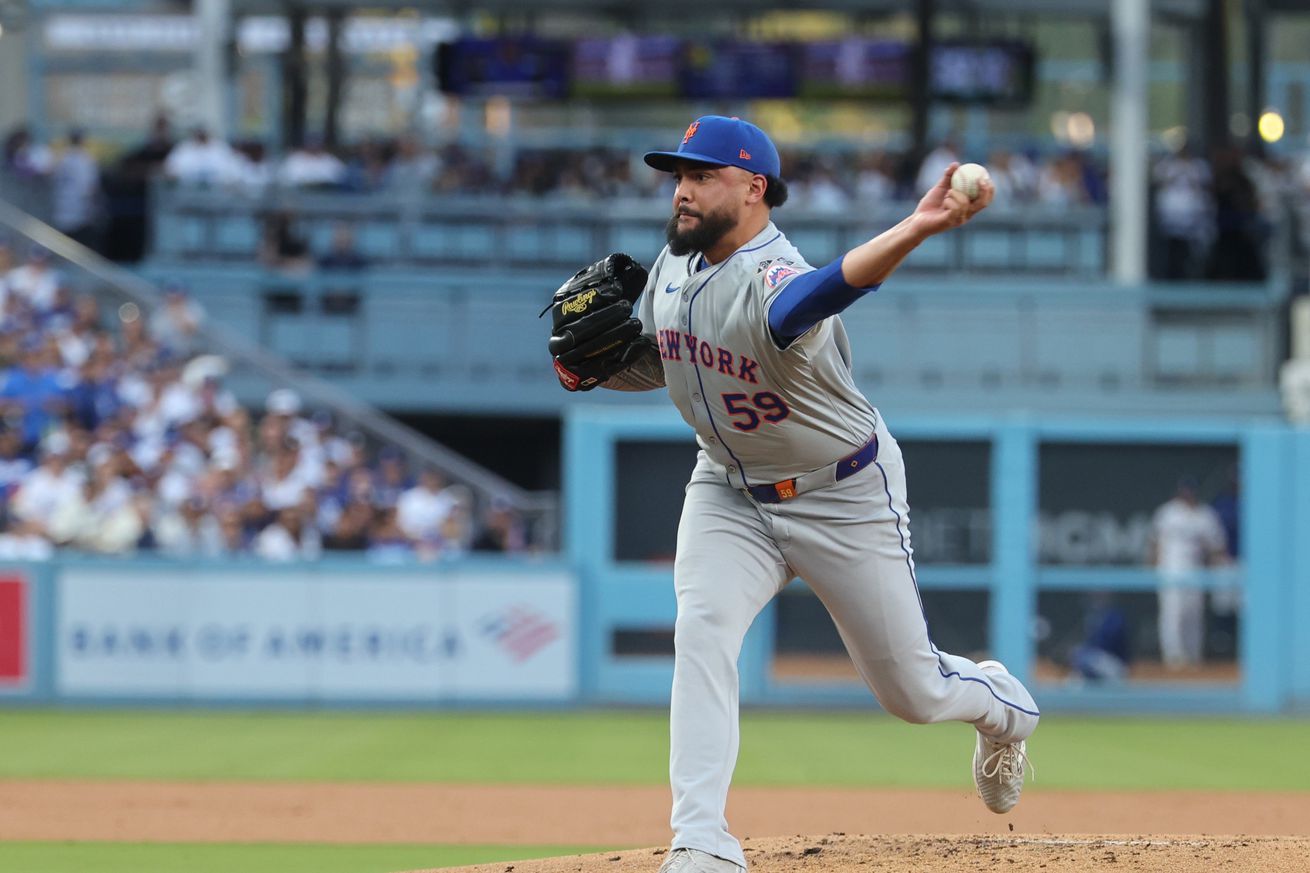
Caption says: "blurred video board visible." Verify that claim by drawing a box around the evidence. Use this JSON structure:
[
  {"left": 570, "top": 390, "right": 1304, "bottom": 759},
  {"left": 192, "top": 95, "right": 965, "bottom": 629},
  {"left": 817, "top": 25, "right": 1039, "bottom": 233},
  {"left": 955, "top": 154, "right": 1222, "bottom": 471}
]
[
  {"left": 572, "top": 36, "right": 682, "bottom": 99},
  {"left": 931, "top": 40, "right": 1035, "bottom": 106},
  {"left": 436, "top": 36, "right": 1034, "bottom": 105},
  {"left": 678, "top": 40, "right": 799, "bottom": 100},
  {"left": 798, "top": 39, "right": 910, "bottom": 100},
  {"left": 434, "top": 38, "right": 571, "bottom": 100}
]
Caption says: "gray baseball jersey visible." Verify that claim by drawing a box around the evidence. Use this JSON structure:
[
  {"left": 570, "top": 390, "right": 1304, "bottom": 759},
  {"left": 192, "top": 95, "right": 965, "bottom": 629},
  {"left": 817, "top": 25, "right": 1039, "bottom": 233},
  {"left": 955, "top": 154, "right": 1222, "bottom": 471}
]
[{"left": 638, "top": 221, "right": 877, "bottom": 486}]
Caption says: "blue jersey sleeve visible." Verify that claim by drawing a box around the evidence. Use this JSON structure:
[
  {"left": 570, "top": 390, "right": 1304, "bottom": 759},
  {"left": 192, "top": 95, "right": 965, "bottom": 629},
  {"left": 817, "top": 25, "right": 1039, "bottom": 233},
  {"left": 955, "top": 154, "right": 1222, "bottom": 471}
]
[{"left": 766, "top": 255, "right": 881, "bottom": 346}]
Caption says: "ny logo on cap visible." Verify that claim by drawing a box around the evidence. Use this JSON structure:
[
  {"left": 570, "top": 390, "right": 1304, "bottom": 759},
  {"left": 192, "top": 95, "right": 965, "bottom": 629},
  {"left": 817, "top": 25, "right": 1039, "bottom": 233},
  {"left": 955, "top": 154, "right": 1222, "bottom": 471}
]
[{"left": 682, "top": 121, "right": 700, "bottom": 144}]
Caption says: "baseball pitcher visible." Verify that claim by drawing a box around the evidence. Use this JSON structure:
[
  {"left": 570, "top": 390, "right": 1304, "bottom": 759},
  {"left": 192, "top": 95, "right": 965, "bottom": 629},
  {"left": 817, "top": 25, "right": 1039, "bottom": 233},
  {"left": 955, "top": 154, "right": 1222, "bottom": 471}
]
[{"left": 547, "top": 116, "right": 1040, "bottom": 873}]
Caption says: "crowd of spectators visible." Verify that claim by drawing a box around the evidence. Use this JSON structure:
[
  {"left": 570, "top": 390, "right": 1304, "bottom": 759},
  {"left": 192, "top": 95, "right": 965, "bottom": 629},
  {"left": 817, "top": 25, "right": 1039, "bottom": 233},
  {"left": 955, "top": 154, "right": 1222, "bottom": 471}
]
[
  {"left": 0, "top": 240, "right": 529, "bottom": 562},
  {"left": 3, "top": 117, "right": 1119, "bottom": 264},
  {"left": 7, "top": 115, "right": 1309, "bottom": 278},
  {"left": 1150, "top": 140, "right": 1286, "bottom": 281}
]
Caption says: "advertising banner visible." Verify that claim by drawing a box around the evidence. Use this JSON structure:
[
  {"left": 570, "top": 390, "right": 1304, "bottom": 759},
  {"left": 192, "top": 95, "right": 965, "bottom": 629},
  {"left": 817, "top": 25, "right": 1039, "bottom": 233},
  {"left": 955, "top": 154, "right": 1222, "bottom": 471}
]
[
  {"left": 56, "top": 567, "right": 576, "bottom": 701},
  {"left": 0, "top": 573, "right": 29, "bottom": 689}
]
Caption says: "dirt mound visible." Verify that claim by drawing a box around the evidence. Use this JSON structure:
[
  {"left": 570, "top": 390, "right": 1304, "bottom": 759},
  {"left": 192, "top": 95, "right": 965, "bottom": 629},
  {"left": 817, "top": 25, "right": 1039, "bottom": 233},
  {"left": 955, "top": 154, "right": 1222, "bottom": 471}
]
[{"left": 417, "top": 834, "right": 1310, "bottom": 873}]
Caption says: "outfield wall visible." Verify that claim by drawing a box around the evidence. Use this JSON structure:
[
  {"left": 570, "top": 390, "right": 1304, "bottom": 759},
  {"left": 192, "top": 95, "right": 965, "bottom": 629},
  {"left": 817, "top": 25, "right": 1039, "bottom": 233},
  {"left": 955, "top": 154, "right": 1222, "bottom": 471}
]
[
  {"left": 2, "top": 410, "right": 1308, "bottom": 713},
  {"left": 566, "top": 407, "right": 1310, "bottom": 715}
]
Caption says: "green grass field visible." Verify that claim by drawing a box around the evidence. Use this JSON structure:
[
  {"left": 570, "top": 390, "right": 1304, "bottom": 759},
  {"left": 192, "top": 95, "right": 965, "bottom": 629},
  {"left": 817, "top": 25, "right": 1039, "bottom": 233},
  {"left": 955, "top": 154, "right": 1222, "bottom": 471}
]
[
  {"left": 1, "top": 842, "right": 611, "bottom": 873},
  {"left": 3, "top": 709, "right": 1308, "bottom": 790},
  {"left": 3, "top": 709, "right": 1308, "bottom": 873}
]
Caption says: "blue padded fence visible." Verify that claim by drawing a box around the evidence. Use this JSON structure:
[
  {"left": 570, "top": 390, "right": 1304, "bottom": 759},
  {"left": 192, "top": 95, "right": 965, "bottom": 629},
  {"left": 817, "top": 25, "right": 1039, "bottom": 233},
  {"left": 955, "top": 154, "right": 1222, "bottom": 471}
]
[{"left": 565, "top": 406, "right": 1310, "bottom": 714}]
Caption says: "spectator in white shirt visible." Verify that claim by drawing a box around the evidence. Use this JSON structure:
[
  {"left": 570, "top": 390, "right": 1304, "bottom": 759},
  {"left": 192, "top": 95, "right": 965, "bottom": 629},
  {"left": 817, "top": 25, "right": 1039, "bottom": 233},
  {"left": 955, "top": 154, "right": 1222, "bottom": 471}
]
[
  {"left": 984, "top": 150, "right": 1021, "bottom": 206},
  {"left": 1149, "top": 476, "right": 1231, "bottom": 670},
  {"left": 232, "top": 140, "right": 275, "bottom": 194},
  {"left": 915, "top": 138, "right": 960, "bottom": 195},
  {"left": 854, "top": 153, "right": 895, "bottom": 204},
  {"left": 0, "top": 519, "right": 54, "bottom": 560},
  {"left": 396, "top": 468, "right": 456, "bottom": 545},
  {"left": 48, "top": 462, "right": 142, "bottom": 553},
  {"left": 278, "top": 137, "right": 346, "bottom": 188},
  {"left": 149, "top": 285, "right": 205, "bottom": 356},
  {"left": 254, "top": 505, "right": 322, "bottom": 561},
  {"left": 155, "top": 495, "right": 225, "bottom": 557},
  {"left": 1036, "top": 155, "right": 1089, "bottom": 206},
  {"left": 154, "top": 426, "right": 209, "bottom": 509},
  {"left": 1153, "top": 142, "right": 1214, "bottom": 279},
  {"left": 260, "top": 437, "right": 315, "bottom": 511},
  {"left": 3, "top": 127, "right": 53, "bottom": 178},
  {"left": 130, "top": 362, "right": 185, "bottom": 446},
  {"left": 11, "top": 434, "right": 84, "bottom": 536},
  {"left": 5, "top": 245, "right": 61, "bottom": 312},
  {"left": 264, "top": 389, "right": 324, "bottom": 486},
  {"left": 163, "top": 128, "right": 241, "bottom": 188},
  {"left": 51, "top": 129, "right": 101, "bottom": 250},
  {"left": 157, "top": 368, "right": 204, "bottom": 429},
  {"left": 266, "top": 389, "right": 314, "bottom": 442}
]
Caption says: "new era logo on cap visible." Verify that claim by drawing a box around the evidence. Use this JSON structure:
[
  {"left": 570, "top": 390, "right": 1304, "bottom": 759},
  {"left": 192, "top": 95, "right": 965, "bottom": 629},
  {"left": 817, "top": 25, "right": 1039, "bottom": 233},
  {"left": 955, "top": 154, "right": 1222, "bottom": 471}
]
[{"left": 645, "top": 115, "right": 781, "bottom": 179}]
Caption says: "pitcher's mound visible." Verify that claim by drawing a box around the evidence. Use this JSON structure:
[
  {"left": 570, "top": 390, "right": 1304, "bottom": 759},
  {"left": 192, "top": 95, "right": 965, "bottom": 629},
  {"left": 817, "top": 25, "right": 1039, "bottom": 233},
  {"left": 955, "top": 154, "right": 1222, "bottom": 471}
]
[{"left": 411, "top": 833, "right": 1310, "bottom": 873}]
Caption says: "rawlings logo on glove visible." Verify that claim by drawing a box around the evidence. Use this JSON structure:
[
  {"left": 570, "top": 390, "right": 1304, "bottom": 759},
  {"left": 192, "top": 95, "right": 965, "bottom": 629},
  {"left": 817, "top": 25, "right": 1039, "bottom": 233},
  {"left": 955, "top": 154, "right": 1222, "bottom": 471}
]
[{"left": 561, "top": 290, "right": 599, "bottom": 317}]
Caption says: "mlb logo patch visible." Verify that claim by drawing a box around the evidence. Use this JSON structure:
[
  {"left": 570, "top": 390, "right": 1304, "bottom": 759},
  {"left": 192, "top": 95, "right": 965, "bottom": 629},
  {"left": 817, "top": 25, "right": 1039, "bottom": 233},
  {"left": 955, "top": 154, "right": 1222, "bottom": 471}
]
[{"left": 764, "top": 264, "right": 800, "bottom": 290}]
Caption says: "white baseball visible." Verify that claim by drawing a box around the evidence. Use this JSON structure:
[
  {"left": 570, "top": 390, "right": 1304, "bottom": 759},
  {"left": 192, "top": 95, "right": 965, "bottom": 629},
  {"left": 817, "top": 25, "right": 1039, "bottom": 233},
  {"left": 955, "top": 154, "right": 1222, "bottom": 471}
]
[{"left": 950, "top": 162, "right": 990, "bottom": 201}]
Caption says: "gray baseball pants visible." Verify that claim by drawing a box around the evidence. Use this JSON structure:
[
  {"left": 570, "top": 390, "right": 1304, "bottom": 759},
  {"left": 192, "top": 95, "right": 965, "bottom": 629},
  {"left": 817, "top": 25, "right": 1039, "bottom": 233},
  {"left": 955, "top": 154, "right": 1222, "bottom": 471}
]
[{"left": 667, "top": 414, "right": 1040, "bottom": 867}]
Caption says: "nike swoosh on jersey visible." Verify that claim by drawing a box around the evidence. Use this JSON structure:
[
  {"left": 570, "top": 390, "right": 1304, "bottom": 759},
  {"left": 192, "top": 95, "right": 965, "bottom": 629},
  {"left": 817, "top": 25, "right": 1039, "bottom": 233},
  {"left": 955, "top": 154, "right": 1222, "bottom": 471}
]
[{"left": 664, "top": 283, "right": 678, "bottom": 293}]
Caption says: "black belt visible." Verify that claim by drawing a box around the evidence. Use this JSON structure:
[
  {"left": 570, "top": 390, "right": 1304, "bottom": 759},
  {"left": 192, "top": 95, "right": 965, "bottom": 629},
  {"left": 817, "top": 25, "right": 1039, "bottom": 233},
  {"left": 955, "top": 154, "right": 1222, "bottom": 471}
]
[{"left": 745, "top": 434, "right": 880, "bottom": 504}]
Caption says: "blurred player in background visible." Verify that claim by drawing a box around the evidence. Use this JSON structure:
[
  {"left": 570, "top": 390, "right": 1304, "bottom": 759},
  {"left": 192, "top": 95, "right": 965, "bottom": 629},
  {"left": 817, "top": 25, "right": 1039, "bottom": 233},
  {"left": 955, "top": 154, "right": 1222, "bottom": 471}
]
[{"left": 1149, "top": 475, "right": 1231, "bottom": 669}]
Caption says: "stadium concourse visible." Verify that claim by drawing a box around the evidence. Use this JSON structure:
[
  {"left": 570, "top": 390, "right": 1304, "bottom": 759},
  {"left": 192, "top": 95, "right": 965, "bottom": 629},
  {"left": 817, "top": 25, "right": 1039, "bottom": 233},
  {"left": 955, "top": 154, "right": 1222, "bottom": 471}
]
[{"left": 0, "top": 239, "right": 528, "bottom": 561}]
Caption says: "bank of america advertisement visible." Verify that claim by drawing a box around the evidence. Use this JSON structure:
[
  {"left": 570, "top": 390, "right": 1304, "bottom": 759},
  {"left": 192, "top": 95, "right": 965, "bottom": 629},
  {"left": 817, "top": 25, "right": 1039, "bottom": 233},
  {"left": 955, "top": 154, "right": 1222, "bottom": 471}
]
[{"left": 55, "top": 568, "right": 576, "bottom": 701}]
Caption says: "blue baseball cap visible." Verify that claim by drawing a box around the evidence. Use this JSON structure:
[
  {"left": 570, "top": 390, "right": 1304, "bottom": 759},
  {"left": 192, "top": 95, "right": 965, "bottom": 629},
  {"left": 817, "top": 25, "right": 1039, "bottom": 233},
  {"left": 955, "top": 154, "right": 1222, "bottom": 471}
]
[{"left": 644, "top": 115, "right": 781, "bottom": 179}]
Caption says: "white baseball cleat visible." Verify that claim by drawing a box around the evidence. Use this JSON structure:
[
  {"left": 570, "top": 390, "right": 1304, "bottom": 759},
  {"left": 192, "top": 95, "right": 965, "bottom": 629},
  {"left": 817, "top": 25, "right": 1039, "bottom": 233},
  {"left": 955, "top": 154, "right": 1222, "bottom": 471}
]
[
  {"left": 657, "top": 848, "right": 745, "bottom": 873},
  {"left": 972, "top": 660, "right": 1034, "bottom": 815}
]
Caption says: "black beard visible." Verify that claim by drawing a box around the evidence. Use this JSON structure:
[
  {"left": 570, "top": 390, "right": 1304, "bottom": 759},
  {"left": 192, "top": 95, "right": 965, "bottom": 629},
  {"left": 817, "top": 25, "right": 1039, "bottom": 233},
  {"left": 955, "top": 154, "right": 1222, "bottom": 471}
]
[{"left": 665, "top": 208, "right": 738, "bottom": 257}]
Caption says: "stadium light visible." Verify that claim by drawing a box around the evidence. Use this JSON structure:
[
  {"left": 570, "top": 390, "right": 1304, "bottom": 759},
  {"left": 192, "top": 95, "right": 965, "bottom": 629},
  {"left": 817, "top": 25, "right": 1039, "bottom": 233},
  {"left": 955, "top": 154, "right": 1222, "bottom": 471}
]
[
  {"left": 1258, "top": 109, "right": 1285, "bottom": 144},
  {"left": 1067, "top": 112, "right": 1095, "bottom": 148}
]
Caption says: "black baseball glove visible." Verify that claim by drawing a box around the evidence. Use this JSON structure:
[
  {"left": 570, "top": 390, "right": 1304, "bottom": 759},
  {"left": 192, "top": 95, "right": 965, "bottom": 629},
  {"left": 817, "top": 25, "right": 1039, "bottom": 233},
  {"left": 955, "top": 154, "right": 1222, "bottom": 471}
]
[{"left": 544, "top": 253, "right": 654, "bottom": 391}]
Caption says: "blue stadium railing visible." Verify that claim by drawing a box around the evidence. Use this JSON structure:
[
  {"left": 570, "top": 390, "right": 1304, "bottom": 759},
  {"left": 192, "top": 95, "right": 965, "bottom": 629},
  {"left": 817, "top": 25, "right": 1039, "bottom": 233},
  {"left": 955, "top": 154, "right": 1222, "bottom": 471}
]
[
  {"left": 134, "top": 262, "right": 1286, "bottom": 419},
  {"left": 148, "top": 184, "right": 1110, "bottom": 277}
]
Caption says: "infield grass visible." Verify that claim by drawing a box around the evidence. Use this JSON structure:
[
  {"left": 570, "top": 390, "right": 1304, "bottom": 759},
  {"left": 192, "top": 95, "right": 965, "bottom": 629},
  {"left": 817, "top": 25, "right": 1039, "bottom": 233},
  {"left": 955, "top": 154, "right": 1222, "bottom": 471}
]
[
  {"left": 0, "top": 842, "right": 609, "bottom": 873},
  {"left": 1, "top": 710, "right": 1307, "bottom": 791}
]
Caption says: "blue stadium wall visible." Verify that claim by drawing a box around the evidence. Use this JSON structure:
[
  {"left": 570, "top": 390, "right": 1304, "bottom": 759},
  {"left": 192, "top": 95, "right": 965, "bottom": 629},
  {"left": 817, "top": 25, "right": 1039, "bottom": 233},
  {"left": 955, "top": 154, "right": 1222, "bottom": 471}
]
[{"left": 1, "top": 409, "right": 1308, "bottom": 714}]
